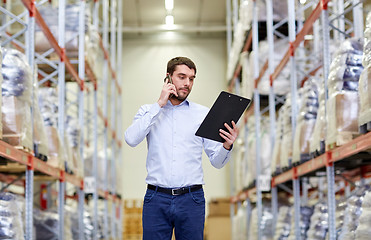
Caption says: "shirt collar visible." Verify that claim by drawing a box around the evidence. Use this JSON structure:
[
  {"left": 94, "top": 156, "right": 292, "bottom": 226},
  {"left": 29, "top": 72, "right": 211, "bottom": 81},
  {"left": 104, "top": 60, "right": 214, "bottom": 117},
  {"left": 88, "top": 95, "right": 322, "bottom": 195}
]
[{"left": 167, "top": 98, "right": 190, "bottom": 108}]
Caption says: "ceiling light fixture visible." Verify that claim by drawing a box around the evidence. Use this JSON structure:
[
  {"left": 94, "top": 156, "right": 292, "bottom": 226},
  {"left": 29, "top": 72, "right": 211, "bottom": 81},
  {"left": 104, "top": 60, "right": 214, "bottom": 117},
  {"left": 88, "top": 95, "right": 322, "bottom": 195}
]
[
  {"left": 165, "top": 15, "right": 174, "bottom": 26},
  {"left": 165, "top": 0, "right": 174, "bottom": 11}
]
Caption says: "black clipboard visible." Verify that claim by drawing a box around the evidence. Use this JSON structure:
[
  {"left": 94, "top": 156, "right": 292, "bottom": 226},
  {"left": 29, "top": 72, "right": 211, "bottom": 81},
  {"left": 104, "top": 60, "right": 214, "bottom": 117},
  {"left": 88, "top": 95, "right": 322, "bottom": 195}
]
[{"left": 195, "top": 91, "right": 251, "bottom": 143}]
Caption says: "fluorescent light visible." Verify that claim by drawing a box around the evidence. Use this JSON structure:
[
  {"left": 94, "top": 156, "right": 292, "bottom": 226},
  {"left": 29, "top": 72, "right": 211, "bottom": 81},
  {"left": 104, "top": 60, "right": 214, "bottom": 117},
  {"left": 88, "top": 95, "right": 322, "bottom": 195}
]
[
  {"left": 165, "top": 0, "right": 174, "bottom": 11},
  {"left": 165, "top": 15, "right": 174, "bottom": 26}
]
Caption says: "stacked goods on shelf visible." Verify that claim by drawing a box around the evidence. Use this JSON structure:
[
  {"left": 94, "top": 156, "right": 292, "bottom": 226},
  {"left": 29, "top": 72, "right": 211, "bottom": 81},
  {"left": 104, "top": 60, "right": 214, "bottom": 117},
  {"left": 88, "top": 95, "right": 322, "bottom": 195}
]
[
  {"left": 246, "top": 117, "right": 272, "bottom": 186},
  {"left": 84, "top": 149, "right": 113, "bottom": 190},
  {"left": 280, "top": 90, "right": 302, "bottom": 170},
  {"left": 123, "top": 199, "right": 143, "bottom": 240},
  {"left": 359, "top": 12, "right": 371, "bottom": 132},
  {"left": 240, "top": 52, "right": 253, "bottom": 99},
  {"left": 286, "top": 206, "right": 314, "bottom": 240},
  {"left": 86, "top": 27, "right": 104, "bottom": 81},
  {"left": 335, "top": 197, "right": 347, "bottom": 238},
  {"left": 38, "top": 87, "right": 65, "bottom": 169},
  {"left": 33, "top": 207, "right": 74, "bottom": 240},
  {"left": 248, "top": 202, "right": 274, "bottom": 240},
  {"left": 326, "top": 38, "right": 364, "bottom": 147},
  {"left": 32, "top": 69, "right": 49, "bottom": 160},
  {"left": 271, "top": 107, "right": 284, "bottom": 175},
  {"left": 226, "top": 0, "right": 252, "bottom": 81},
  {"left": 0, "top": 192, "right": 24, "bottom": 240},
  {"left": 234, "top": 132, "right": 246, "bottom": 192},
  {"left": 66, "top": 116, "right": 83, "bottom": 176},
  {"left": 232, "top": 204, "right": 247, "bottom": 240},
  {"left": 255, "top": 39, "right": 291, "bottom": 96},
  {"left": 355, "top": 190, "right": 371, "bottom": 238},
  {"left": 306, "top": 201, "right": 328, "bottom": 240},
  {"left": 1, "top": 48, "right": 33, "bottom": 150},
  {"left": 292, "top": 78, "right": 320, "bottom": 164},
  {"left": 338, "top": 186, "right": 370, "bottom": 239},
  {"left": 35, "top": 3, "right": 91, "bottom": 57},
  {"left": 273, "top": 205, "right": 292, "bottom": 240},
  {"left": 309, "top": 79, "right": 326, "bottom": 157}
]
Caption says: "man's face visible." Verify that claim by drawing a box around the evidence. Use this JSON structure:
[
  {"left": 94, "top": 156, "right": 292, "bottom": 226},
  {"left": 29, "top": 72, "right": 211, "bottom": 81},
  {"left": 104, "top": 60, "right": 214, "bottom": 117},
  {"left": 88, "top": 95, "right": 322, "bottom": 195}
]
[{"left": 170, "top": 64, "right": 195, "bottom": 101}]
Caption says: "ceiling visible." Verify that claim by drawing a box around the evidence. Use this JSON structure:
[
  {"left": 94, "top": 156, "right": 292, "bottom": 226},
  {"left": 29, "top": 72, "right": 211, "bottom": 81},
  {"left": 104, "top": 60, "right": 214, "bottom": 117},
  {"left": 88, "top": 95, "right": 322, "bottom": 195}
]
[{"left": 122, "top": 0, "right": 227, "bottom": 33}]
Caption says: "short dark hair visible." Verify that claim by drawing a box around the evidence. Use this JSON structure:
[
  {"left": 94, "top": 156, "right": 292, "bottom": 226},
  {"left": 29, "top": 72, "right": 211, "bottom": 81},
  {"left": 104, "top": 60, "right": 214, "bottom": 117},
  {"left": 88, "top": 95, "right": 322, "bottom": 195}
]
[{"left": 167, "top": 57, "right": 197, "bottom": 75}]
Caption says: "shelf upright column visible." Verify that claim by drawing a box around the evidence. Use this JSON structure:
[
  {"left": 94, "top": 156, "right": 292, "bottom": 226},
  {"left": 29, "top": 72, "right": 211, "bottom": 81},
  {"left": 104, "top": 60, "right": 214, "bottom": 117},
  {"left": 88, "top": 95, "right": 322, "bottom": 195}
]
[
  {"left": 321, "top": 0, "right": 336, "bottom": 238},
  {"left": 266, "top": 0, "right": 277, "bottom": 232},
  {"left": 110, "top": 0, "right": 117, "bottom": 238},
  {"left": 78, "top": 0, "right": 86, "bottom": 239},
  {"left": 252, "top": 1, "right": 262, "bottom": 239},
  {"left": 92, "top": 1, "right": 99, "bottom": 238},
  {"left": 226, "top": 0, "right": 232, "bottom": 61},
  {"left": 24, "top": 3, "right": 35, "bottom": 238},
  {"left": 58, "top": 0, "right": 67, "bottom": 239},
  {"left": 102, "top": 0, "right": 110, "bottom": 237},
  {"left": 117, "top": 0, "right": 124, "bottom": 237},
  {"left": 287, "top": 0, "right": 300, "bottom": 238},
  {"left": 352, "top": 0, "right": 363, "bottom": 38}
]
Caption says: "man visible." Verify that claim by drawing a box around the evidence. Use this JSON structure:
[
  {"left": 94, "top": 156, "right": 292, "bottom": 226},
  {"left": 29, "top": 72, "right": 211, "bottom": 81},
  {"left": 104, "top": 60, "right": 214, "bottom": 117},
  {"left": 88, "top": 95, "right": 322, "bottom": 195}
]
[{"left": 125, "top": 56, "right": 238, "bottom": 240}]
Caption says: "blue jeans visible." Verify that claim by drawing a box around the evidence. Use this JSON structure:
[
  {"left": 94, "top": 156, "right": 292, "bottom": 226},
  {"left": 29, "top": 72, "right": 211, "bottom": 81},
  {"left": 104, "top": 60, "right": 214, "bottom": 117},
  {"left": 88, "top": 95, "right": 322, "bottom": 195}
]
[{"left": 142, "top": 187, "right": 205, "bottom": 240}]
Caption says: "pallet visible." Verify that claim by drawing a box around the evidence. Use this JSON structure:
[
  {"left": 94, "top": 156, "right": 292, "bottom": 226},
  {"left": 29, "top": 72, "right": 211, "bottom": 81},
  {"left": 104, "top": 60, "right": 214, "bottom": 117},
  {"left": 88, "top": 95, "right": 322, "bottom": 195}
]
[
  {"left": 327, "top": 132, "right": 361, "bottom": 150},
  {"left": 359, "top": 121, "right": 371, "bottom": 134},
  {"left": 0, "top": 161, "right": 26, "bottom": 173}
]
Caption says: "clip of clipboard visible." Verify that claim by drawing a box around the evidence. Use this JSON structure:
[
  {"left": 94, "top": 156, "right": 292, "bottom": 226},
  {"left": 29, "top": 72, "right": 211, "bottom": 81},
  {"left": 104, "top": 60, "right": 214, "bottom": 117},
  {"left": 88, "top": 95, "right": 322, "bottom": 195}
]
[{"left": 195, "top": 91, "right": 251, "bottom": 143}]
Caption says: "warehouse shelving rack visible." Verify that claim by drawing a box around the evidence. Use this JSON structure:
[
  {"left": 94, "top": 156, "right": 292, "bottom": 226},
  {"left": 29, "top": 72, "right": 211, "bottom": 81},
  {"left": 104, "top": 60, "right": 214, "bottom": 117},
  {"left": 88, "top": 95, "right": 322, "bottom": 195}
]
[
  {"left": 0, "top": 0, "right": 123, "bottom": 239},
  {"left": 227, "top": 0, "right": 369, "bottom": 239}
]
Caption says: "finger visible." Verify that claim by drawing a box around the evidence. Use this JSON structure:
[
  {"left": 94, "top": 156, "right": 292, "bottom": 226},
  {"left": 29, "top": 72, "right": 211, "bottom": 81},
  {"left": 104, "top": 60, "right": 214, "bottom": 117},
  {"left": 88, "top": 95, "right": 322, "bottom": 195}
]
[
  {"left": 219, "top": 129, "right": 232, "bottom": 139},
  {"left": 224, "top": 122, "right": 233, "bottom": 132},
  {"left": 219, "top": 132, "right": 232, "bottom": 144}
]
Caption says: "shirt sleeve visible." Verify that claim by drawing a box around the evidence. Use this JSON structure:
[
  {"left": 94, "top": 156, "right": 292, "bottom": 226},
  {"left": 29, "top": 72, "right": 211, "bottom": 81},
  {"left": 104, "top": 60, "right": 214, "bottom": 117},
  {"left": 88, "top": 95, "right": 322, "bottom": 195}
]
[
  {"left": 124, "top": 102, "right": 162, "bottom": 147},
  {"left": 203, "top": 138, "right": 233, "bottom": 169}
]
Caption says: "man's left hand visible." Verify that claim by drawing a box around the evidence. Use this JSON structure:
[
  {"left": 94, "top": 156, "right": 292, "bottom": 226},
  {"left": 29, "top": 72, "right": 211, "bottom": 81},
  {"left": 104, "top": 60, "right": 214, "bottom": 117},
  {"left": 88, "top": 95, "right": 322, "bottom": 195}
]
[{"left": 219, "top": 121, "right": 239, "bottom": 150}]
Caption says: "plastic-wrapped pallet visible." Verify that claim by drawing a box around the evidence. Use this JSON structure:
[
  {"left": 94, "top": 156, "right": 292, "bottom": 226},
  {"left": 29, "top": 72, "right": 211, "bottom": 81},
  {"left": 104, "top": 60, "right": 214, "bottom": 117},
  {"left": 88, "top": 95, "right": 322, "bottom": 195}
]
[
  {"left": 1, "top": 48, "right": 33, "bottom": 150},
  {"left": 248, "top": 203, "right": 274, "bottom": 240},
  {"left": 335, "top": 197, "right": 348, "bottom": 238},
  {"left": 84, "top": 148, "right": 113, "bottom": 191},
  {"left": 66, "top": 116, "right": 83, "bottom": 177},
  {"left": 310, "top": 80, "right": 326, "bottom": 157},
  {"left": 286, "top": 206, "right": 314, "bottom": 240},
  {"left": 38, "top": 87, "right": 66, "bottom": 169},
  {"left": 0, "top": 192, "right": 24, "bottom": 240},
  {"left": 306, "top": 201, "right": 328, "bottom": 240},
  {"left": 86, "top": 26, "right": 104, "bottom": 81},
  {"left": 292, "top": 78, "right": 320, "bottom": 164},
  {"left": 280, "top": 90, "right": 302, "bottom": 170},
  {"left": 273, "top": 205, "right": 292, "bottom": 240},
  {"left": 232, "top": 205, "right": 247, "bottom": 240},
  {"left": 355, "top": 190, "right": 371, "bottom": 239},
  {"left": 256, "top": 39, "right": 291, "bottom": 96},
  {"left": 358, "top": 12, "right": 371, "bottom": 131},
  {"left": 338, "top": 186, "right": 370, "bottom": 240},
  {"left": 240, "top": 51, "right": 254, "bottom": 100},
  {"left": 246, "top": 117, "right": 272, "bottom": 187},
  {"left": 271, "top": 107, "right": 284, "bottom": 175},
  {"left": 35, "top": 3, "right": 91, "bottom": 57},
  {"left": 326, "top": 38, "right": 363, "bottom": 147}
]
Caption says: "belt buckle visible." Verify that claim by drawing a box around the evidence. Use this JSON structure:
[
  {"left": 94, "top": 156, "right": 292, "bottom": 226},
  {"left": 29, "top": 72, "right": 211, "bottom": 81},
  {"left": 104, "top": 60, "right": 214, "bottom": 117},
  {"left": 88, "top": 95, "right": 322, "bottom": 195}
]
[{"left": 171, "top": 188, "right": 181, "bottom": 196}]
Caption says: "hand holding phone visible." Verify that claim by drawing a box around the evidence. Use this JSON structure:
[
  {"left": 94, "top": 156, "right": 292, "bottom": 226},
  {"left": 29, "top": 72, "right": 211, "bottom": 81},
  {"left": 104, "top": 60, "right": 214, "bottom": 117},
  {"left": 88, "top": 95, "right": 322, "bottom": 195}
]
[{"left": 158, "top": 74, "right": 177, "bottom": 107}]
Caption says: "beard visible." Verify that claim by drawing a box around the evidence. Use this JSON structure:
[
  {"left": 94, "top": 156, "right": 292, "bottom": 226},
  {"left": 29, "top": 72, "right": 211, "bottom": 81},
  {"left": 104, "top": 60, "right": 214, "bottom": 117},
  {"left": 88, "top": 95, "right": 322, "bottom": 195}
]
[{"left": 171, "top": 87, "right": 190, "bottom": 101}]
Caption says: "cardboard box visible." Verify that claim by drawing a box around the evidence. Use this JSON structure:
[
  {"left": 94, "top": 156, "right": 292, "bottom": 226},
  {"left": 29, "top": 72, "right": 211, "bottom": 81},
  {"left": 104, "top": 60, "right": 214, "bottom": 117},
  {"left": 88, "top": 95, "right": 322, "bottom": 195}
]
[
  {"left": 205, "top": 217, "right": 231, "bottom": 240},
  {"left": 208, "top": 198, "right": 231, "bottom": 217}
]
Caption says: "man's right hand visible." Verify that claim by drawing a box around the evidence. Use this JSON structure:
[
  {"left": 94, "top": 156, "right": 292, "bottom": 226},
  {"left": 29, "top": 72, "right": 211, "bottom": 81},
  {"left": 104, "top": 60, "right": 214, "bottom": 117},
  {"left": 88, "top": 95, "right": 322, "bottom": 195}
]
[{"left": 157, "top": 78, "right": 178, "bottom": 107}]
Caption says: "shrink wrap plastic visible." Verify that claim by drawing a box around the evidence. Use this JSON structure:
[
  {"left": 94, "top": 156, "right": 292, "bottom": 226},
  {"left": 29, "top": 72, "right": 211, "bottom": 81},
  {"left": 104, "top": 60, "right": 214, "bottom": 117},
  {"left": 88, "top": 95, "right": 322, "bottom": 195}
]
[
  {"left": 306, "top": 201, "right": 328, "bottom": 240},
  {"left": 0, "top": 193, "right": 24, "bottom": 240},
  {"left": 309, "top": 83, "right": 326, "bottom": 156},
  {"left": 38, "top": 88, "right": 65, "bottom": 169},
  {"left": 359, "top": 14, "right": 371, "bottom": 127},
  {"left": 1, "top": 48, "right": 32, "bottom": 149},
  {"left": 35, "top": 4, "right": 91, "bottom": 57},
  {"left": 326, "top": 38, "right": 363, "bottom": 146},
  {"left": 66, "top": 116, "right": 83, "bottom": 177},
  {"left": 355, "top": 191, "right": 371, "bottom": 239},
  {"left": 85, "top": 149, "right": 113, "bottom": 191},
  {"left": 273, "top": 206, "right": 292, "bottom": 240},
  {"left": 338, "top": 186, "right": 370, "bottom": 240},
  {"left": 271, "top": 108, "right": 284, "bottom": 174},
  {"left": 292, "top": 78, "right": 319, "bottom": 163},
  {"left": 246, "top": 117, "right": 272, "bottom": 186},
  {"left": 86, "top": 26, "right": 104, "bottom": 81},
  {"left": 362, "top": 12, "right": 371, "bottom": 67},
  {"left": 232, "top": 205, "right": 247, "bottom": 240},
  {"left": 286, "top": 206, "right": 314, "bottom": 240},
  {"left": 248, "top": 203, "right": 274, "bottom": 240}
]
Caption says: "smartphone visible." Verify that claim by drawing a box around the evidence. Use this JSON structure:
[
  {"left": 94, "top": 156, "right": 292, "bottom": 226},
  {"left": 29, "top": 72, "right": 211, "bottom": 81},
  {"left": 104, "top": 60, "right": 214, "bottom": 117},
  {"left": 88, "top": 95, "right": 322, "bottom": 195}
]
[{"left": 164, "top": 74, "right": 173, "bottom": 84}]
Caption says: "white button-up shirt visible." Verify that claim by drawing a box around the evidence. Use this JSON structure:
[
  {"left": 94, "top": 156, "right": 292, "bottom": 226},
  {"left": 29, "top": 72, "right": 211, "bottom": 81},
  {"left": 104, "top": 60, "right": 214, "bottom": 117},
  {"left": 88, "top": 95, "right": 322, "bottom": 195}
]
[{"left": 125, "top": 99, "right": 232, "bottom": 188}]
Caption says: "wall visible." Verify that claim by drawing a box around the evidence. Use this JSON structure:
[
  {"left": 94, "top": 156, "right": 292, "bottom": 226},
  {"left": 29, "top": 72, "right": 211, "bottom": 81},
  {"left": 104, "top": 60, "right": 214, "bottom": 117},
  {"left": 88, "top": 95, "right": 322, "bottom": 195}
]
[{"left": 120, "top": 32, "right": 231, "bottom": 204}]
